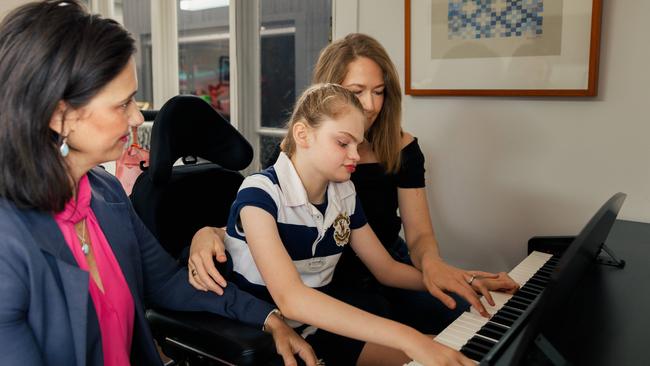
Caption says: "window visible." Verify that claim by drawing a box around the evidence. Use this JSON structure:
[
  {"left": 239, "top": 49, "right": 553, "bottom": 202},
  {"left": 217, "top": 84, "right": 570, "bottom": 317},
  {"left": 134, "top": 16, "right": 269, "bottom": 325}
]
[
  {"left": 97, "top": 0, "right": 331, "bottom": 171},
  {"left": 119, "top": 0, "right": 154, "bottom": 109},
  {"left": 177, "top": 1, "right": 231, "bottom": 120},
  {"left": 257, "top": 0, "right": 331, "bottom": 167}
]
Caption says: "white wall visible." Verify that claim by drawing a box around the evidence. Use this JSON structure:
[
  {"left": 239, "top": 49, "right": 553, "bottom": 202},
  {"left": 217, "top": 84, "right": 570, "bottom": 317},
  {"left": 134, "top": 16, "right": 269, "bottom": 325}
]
[
  {"left": 0, "top": 0, "right": 31, "bottom": 20},
  {"left": 338, "top": 0, "right": 650, "bottom": 271}
]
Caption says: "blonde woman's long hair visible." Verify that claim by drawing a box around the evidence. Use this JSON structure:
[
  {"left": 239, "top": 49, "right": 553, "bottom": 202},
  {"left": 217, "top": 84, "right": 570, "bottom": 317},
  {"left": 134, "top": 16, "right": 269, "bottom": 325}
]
[
  {"left": 282, "top": 83, "right": 365, "bottom": 158},
  {"left": 312, "top": 33, "right": 402, "bottom": 173}
]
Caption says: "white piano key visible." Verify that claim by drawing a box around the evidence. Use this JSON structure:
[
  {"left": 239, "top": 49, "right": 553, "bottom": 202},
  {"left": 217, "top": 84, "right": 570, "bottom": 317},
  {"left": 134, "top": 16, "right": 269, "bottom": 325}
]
[
  {"left": 411, "top": 251, "right": 554, "bottom": 365},
  {"left": 435, "top": 336, "right": 463, "bottom": 350},
  {"left": 445, "top": 324, "right": 480, "bottom": 340},
  {"left": 436, "top": 329, "right": 470, "bottom": 349},
  {"left": 441, "top": 329, "right": 474, "bottom": 345},
  {"left": 469, "top": 291, "right": 513, "bottom": 316},
  {"left": 453, "top": 318, "right": 484, "bottom": 333},
  {"left": 455, "top": 312, "right": 488, "bottom": 330}
]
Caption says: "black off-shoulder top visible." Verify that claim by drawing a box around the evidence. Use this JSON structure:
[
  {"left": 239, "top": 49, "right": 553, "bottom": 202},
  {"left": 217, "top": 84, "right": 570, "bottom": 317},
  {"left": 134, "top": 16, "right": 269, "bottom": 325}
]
[{"left": 334, "top": 138, "right": 426, "bottom": 284}]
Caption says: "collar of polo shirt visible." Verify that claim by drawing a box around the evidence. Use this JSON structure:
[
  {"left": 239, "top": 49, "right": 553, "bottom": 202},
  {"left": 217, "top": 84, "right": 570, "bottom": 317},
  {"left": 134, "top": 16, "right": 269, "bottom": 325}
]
[{"left": 273, "top": 152, "right": 355, "bottom": 216}]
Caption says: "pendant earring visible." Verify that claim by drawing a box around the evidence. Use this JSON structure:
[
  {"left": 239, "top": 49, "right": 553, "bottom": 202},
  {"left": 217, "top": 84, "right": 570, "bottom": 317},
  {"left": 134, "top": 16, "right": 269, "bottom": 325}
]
[{"left": 60, "top": 136, "right": 69, "bottom": 157}]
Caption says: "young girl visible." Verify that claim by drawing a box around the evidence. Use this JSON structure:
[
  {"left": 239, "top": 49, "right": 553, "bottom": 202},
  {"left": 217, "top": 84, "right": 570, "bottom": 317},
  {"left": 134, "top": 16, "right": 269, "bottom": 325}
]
[{"left": 224, "top": 83, "right": 473, "bottom": 366}]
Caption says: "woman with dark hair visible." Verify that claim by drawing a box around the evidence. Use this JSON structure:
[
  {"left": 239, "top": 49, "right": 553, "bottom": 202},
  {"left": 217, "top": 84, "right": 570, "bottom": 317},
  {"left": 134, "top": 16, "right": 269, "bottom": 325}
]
[
  {"left": 188, "top": 33, "right": 519, "bottom": 337},
  {"left": 0, "top": 1, "right": 316, "bottom": 365}
]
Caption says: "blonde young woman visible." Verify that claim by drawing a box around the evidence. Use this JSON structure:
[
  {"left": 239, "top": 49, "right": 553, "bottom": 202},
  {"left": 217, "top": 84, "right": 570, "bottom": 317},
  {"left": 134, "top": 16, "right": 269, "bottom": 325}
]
[{"left": 188, "top": 34, "right": 518, "bottom": 334}]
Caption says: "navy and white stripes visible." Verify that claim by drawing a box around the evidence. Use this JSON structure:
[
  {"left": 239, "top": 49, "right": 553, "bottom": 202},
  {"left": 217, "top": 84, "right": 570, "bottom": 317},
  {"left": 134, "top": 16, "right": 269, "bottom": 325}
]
[{"left": 225, "top": 152, "right": 366, "bottom": 306}]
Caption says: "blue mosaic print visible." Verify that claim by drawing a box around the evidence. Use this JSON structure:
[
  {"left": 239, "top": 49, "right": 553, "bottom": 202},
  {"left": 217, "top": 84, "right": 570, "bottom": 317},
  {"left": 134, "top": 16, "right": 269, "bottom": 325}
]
[{"left": 448, "top": 0, "right": 543, "bottom": 40}]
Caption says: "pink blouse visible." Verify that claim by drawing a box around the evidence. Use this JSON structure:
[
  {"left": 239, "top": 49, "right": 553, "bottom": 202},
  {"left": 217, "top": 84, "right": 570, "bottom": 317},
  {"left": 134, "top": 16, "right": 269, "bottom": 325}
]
[{"left": 54, "top": 175, "right": 135, "bottom": 366}]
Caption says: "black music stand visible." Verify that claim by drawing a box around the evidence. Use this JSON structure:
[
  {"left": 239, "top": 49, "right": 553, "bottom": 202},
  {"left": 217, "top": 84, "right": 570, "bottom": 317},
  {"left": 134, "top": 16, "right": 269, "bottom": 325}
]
[{"left": 483, "top": 193, "right": 627, "bottom": 366}]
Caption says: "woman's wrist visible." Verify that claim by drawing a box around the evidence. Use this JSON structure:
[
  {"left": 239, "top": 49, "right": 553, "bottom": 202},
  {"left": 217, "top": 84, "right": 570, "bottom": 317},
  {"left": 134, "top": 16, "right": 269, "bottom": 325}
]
[
  {"left": 392, "top": 323, "right": 428, "bottom": 355},
  {"left": 262, "top": 309, "right": 284, "bottom": 333},
  {"left": 420, "top": 250, "right": 443, "bottom": 273}
]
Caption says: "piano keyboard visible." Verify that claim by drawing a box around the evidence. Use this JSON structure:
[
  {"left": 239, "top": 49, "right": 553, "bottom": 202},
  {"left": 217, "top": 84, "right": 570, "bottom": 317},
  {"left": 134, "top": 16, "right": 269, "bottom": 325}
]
[{"left": 405, "top": 251, "right": 558, "bottom": 365}]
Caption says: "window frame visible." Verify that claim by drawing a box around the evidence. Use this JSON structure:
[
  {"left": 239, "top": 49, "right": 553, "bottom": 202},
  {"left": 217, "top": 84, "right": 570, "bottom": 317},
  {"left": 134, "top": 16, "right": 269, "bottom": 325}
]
[{"left": 93, "top": 0, "right": 349, "bottom": 172}]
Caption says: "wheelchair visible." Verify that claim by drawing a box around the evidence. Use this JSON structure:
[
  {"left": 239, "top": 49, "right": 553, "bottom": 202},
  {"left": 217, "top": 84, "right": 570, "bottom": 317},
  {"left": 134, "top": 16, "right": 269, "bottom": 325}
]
[{"left": 131, "top": 95, "right": 285, "bottom": 365}]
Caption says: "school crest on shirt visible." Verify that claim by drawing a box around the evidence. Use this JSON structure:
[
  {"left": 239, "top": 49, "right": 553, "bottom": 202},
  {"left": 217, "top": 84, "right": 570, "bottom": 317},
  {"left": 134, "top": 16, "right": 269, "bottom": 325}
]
[{"left": 333, "top": 212, "right": 351, "bottom": 246}]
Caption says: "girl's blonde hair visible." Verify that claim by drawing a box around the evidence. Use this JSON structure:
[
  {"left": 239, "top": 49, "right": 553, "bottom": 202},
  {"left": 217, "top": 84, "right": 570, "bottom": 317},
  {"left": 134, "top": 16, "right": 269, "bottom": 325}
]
[
  {"left": 312, "top": 33, "right": 402, "bottom": 173},
  {"left": 282, "top": 83, "right": 364, "bottom": 157}
]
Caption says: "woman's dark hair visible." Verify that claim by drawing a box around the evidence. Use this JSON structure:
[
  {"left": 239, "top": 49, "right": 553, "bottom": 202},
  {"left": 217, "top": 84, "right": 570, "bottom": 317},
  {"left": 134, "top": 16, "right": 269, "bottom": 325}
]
[{"left": 0, "top": 0, "right": 136, "bottom": 212}]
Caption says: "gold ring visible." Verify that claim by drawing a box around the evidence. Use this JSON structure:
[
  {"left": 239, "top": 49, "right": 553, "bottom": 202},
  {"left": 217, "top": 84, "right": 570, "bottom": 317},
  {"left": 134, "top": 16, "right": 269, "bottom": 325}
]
[
  {"left": 467, "top": 274, "right": 476, "bottom": 285},
  {"left": 191, "top": 269, "right": 197, "bottom": 276}
]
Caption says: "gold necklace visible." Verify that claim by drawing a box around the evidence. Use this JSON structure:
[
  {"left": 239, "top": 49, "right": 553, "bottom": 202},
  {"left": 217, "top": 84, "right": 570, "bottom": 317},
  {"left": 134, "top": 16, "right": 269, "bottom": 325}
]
[{"left": 77, "top": 219, "right": 90, "bottom": 255}]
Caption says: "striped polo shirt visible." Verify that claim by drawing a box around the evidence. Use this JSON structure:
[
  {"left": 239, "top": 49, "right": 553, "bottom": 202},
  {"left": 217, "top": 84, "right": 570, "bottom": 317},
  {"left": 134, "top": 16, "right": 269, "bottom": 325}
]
[{"left": 225, "top": 152, "right": 367, "bottom": 306}]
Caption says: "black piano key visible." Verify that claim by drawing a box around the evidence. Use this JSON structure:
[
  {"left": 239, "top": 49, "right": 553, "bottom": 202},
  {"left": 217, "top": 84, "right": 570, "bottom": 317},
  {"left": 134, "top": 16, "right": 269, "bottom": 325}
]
[
  {"left": 534, "top": 271, "right": 551, "bottom": 280},
  {"left": 477, "top": 327, "right": 503, "bottom": 341},
  {"left": 522, "top": 281, "right": 543, "bottom": 290},
  {"left": 542, "top": 260, "right": 557, "bottom": 268},
  {"left": 523, "top": 282, "right": 545, "bottom": 292},
  {"left": 492, "top": 315, "right": 517, "bottom": 327},
  {"left": 492, "top": 309, "right": 515, "bottom": 319},
  {"left": 536, "top": 271, "right": 553, "bottom": 279},
  {"left": 511, "top": 296, "right": 533, "bottom": 307},
  {"left": 519, "top": 289, "right": 541, "bottom": 299},
  {"left": 460, "top": 345, "right": 485, "bottom": 362},
  {"left": 518, "top": 285, "right": 540, "bottom": 295},
  {"left": 511, "top": 293, "right": 533, "bottom": 304},
  {"left": 504, "top": 299, "right": 528, "bottom": 311},
  {"left": 538, "top": 268, "right": 554, "bottom": 276},
  {"left": 531, "top": 273, "right": 550, "bottom": 283},
  {"left": 483, "top": 322, "right": 507, "bottom": 336},
  {"left": 487, "top": 320, "right": 509, "bottom": 331},
  {"left": 500, "top": 303, "right": 523, "bottom": 314},
  {"left": 470, "top": 335, "right": 497, "bottom": 348},
  {"left": 527, "top": 277, "right": 548, "bottom": 287},
  {"left": 465, "top": 338, "right": 493, "bottom": 353},
  {"left": 520, "top": 286, "right": 542, "bottom": 296},
  {"left": 499, "top": 306, "right": 523, "bottom": 318},
  {"left": 514, "top": 289, "right": 537, "bottom": 301},
  {"left": 494, "top": 311, "right": 517, "bottom": 324},
  {"left": 491, "top": 314, "right": 515, "bottom": 327},
  {"left": 511, "top": 297, "right": 531, "bottom": 309}
]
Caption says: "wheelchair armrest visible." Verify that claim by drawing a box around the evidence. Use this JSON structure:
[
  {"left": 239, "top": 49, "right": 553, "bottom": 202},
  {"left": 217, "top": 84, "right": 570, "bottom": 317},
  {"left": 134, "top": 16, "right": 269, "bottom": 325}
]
[
  {"left": 527, "top": 235, "right": 576, "bottom": 256},
  {"left": 147, "top": 308, "right": 283, "bottom": 365}
]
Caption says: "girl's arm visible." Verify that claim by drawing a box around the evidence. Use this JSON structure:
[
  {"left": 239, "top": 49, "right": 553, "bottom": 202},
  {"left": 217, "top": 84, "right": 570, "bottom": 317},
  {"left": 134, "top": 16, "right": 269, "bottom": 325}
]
[
  {"left": 240, "top": 206, "right": 467, "bottom": 365},
  {"left": 349, "top": 223, "right": 425, "bottom": 291}
]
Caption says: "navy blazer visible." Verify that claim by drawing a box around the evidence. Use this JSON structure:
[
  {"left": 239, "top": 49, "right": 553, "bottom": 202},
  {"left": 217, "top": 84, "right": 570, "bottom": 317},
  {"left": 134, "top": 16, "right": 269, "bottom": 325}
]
[{"left": 0, "top": 167, "right": 274, "bottom": 365}]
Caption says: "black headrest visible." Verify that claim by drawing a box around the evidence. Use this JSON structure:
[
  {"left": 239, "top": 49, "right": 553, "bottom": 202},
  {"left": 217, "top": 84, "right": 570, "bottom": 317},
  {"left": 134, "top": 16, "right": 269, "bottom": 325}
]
[
  {"left": 148, "top": 95, "right": 253, "bottom": 184},
  {"left": 141, "top": 109, "right": 158, "bottom": 122}
]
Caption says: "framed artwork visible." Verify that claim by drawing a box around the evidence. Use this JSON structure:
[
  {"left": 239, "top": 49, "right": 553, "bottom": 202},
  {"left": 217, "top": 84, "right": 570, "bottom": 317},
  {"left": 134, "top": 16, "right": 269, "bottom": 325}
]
[{"left": 405, "top": 0, "right": 602, "bottom": 96}]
